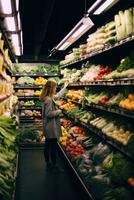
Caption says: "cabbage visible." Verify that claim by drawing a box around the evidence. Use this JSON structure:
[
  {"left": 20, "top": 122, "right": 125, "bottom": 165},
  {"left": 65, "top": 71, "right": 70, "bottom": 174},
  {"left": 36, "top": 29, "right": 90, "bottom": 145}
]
[{"left": 17, "top": 76, "right": 34, "bottom": 85}]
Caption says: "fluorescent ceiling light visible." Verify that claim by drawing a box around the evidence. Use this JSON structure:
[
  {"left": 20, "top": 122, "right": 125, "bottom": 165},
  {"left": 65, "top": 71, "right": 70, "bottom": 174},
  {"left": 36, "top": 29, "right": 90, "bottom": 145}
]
[
  {"left": 87, "top": 0, "right": 102, "bottom": 13},
  {"left": 58, "top": 42, "right": 70, "bottom": 51},
  {"left": 14, "top": 45, "right": 22, "bottom": 56},
  {"left": 87, "top": 0, "right": 119, "bottom": 15},
  {"left": 71, "top": 24, "right": 89, "bottom": 38},
  {"left": 4, "top": 13, "right": 21, "bottom": 32},
  {"left": 4, "top": 16, "right": 16, "bottom": 31},
  {"left": 20, "top": 31, "right": 23, "bottom": 44},
  {"left": 94, "top": 0, "right": 119, "bottom": 14},
  {"left": 21, "top": 44, "right": 23, "bottom": 54},
  {"left": 0, "top": 0, "right": 12, "bottom": 14},
  {"left": 56, "top": 16, "right": 94, "bottom": 51},
  {"left": 17, "top": 12, "right": 21, "bottom": 30},
  {"left": 11, "top": 34, "right": 20, "bottom": 46},
  {"left": 16, "top": 0, "right": 19, "bottom": 11}
]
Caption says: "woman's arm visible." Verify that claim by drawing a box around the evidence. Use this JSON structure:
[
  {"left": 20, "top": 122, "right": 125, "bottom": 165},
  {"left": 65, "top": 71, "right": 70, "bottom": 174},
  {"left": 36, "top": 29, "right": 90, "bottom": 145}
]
[
  {"left": 54, "top": 83, "right": 68, "bottom": 100},
  {"left": 44, "top": 98, "right": 61, "bottom": 118}
]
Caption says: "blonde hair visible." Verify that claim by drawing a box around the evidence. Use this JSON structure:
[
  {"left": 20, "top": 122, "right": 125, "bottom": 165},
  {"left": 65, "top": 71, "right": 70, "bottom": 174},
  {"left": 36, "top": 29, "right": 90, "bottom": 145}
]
[{"left": 39, "top": 80, "right": 57, "bottom": 102}]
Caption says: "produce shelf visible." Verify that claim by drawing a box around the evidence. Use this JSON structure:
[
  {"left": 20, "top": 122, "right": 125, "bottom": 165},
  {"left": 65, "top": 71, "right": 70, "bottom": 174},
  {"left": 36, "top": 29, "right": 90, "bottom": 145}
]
[
  {"left": 87, "top": 103, "right": 134, "bottom": 119},
  {"left": 69, "top": 78, "right": 134, "bottom": 87},
  {"left": 18, "top": 106, "right": 42, "bottom": 110},
  {"left": 18, "top": 96, "right": 39, "bottom": 100},
  {"left": 12, "top": 73, "right": 62, "bottom": 77},
  {"left": 19, "top": 116, "right": 35, "bottom": 120},
  {"left": 67, "top": 99, "right": 134, "bottom": 119},
  {"left": 19, "top": 142, "right": 44, "bottom": 148},
  {"left": 14, "top": 85, "right": 42, "bottom": 89},
  {"left": 61, "top": 34, "right": 134, "bottom": 69},
  {"left": 62, "top": 111, "right": 134, "bottom": 161},
  {"left": 19, "top": 116, "right": 41, "bottom": 120},
  {"left": 58, "top": 142, "right": 95, "bottom": 200}
]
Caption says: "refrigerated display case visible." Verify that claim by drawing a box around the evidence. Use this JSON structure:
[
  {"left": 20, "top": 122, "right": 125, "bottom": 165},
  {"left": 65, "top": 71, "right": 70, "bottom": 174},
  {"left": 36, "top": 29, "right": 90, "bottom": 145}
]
[{"left": 56, "top": 2, "right": 134, "bottom": 200}]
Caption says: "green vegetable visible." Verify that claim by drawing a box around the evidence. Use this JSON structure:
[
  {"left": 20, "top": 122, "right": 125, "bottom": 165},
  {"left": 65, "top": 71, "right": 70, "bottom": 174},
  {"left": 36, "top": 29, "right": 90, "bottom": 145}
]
[
  {"left": 105, "top": 21, "right": 115, "bottom": 32},
  {"left": 102, "top": 153, "right": 113, "bottom": 169},
  {"left": 35, "top": 100, "right": 42, "bottom": 107},
  {"left": 115, "top": 14, "right": 122, "bottom": 41},
  {"left": 107, "top": 93, "right": 125, "bottom": 106},
  {"left": 103, "top": 187, "right": 133, "bottom": 200},
  {"left": 19, "top": 124, "right": 40, "bottom": 143},
  {"left": 105, "top": 36, "right": 116, "bottom": 44},
  {"left": 0, "top": 116, "right": 18, "bottom": 200},
  {"left": 23, "top": 100, "right": 35, "bottom": 107},
  {"left": 17, "top": 76, "right": 34, "bottom": 85},
  {"left": 117, "top": 53, "right": 134, "bottom": 72},
  {"left": 109, "top": 153, "right": 134, "bottom": 184},
  {"left": 119, "top": 11, "right": 126, "bottom": 39},
  {"left": 133, "top": 8, "right": 134, "bottom": 33},
  {"left": 124, "top": 8, "right": 133, "bottom": 36}
]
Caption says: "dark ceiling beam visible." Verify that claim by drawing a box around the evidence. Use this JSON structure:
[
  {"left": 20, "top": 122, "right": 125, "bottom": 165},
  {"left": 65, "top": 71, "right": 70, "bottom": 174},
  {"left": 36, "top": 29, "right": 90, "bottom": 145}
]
[
  {"left": 18, "top": 54, "right": 59, "bottom": 63},
  {"left": 34, "top": 0, "right": 56, "bottom": 60}
]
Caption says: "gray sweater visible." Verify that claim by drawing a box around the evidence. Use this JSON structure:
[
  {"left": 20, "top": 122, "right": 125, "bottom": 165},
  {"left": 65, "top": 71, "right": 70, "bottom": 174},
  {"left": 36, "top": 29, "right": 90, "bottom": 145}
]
[{"left": 42, "top": 86, "right": 66, "bottom": 138}]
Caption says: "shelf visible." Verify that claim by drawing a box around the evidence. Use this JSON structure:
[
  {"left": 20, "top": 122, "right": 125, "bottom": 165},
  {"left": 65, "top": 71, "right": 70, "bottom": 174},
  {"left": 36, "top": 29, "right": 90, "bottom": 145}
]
[
  {"left": 62, "top": 111, "right": 134, "bottom": 161},
  {"left": 19, "top": 120, "right": 42, "bottom": 125},
  {"left": 14, "top": 85, "right": 42, "bottom": 89},
  {"left": 18, "top": 96, "right": 39, "bottom": 100},
  {"left": 18, "top": 107, "right": 41, "bottom": 110},
  {"left": 19, "top": 142, "right": 44, "bottom": 148},
  {"left": 58, "top": 142, "right": 95, "bottom": 200},
  {"left": 69, "top": 78, "right": 134, "bottom": 87},
  {"left": 12, "top": 73, "right": 61, "bottom": 77},
  {"left": 61, "top": 34, "right": 134, "bottom": 69},
  {"left": 67, "top": 98, "right": 134, "bottom": 119},
  {"left": 19, "top": 116, "right": 35, "bottom": 120},
  {"left": 87, "top": 103, "right": 134, "bottom": 119},
  {"left": 19, "top": 116, "right": 41, "bottom": 120}
]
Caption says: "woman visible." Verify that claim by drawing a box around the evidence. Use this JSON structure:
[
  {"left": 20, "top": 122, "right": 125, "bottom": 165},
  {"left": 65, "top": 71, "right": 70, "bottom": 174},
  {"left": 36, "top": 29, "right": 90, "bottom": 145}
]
[{"left": 40, "top": 80, "right": 67, "bottom": 171}]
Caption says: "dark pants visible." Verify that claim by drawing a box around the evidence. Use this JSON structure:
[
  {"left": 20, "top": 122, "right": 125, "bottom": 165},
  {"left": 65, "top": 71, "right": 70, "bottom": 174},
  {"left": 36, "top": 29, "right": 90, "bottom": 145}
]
[{"left": 44, "top": 138, "right": 57, "bottom": 165}]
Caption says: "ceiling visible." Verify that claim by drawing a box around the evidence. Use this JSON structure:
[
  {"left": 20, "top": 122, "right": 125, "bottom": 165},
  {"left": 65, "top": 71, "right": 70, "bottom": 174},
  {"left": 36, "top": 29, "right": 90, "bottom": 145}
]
[
  {"left": 19, "top": 0, "right": 96, "bottom": 62},
  {"left": 18, "top": 0, "right": 133, "bottom": 62}
]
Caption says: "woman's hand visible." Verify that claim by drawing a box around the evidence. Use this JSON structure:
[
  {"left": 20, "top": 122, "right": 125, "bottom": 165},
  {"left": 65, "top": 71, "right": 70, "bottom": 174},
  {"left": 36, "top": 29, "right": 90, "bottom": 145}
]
[
  {"left": 64, "top": 81, "right": 69, "bottom": 87},
  {"left": 56, "top": 109, "right": 62, "bottom": 114}
]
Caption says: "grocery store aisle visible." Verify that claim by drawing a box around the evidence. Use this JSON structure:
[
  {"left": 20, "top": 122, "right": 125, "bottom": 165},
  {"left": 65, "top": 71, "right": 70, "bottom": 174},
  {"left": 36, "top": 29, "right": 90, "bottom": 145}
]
[{"left": 15, "top": 147, "right": 89, "bottom": 200}]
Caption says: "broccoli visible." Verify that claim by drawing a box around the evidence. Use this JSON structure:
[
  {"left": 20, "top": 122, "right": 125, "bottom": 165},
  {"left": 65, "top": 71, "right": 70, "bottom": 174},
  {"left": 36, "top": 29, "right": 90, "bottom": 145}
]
[
  {"left": 103, "top": 187, "right": 133, "bottom": 200},
  {"left": 117, "top": 52, "right": 134, "bottom": 72},
  {"left": 110, "top": 153, "right": 134, "bottom": 184}
]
